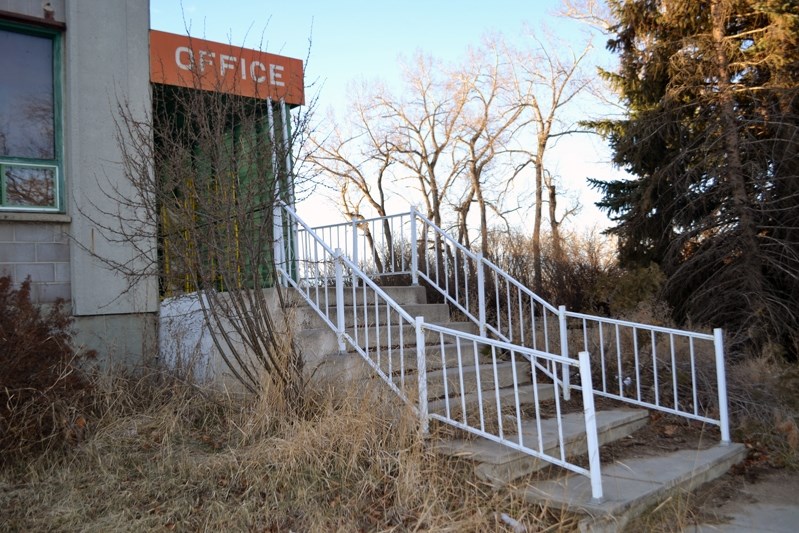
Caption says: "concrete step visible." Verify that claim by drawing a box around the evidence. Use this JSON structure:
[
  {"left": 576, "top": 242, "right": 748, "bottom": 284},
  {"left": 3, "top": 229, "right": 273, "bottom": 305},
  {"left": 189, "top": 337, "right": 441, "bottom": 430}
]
[
  {"left": 295, "top": 302, "right": 451, "bottom": 329},
  {"left": 288, "top": 284, "right": 429, "bottom": 307},
  {"left": 428, "top": 382, "right": 557, "bottom": 417},
  {"left": 296, "top": 321, "right": 480, "bottom": 361},
  {"left": 522, "top": 442, "right": 747, "bottom": 533},
  {"left": 355, "top": 342, "right": 490, "bottom": 379},
  {"left": 367, "top": 340, "right": 531, "bottom": 375},
  {"left": 424, "top": 361, "right": 533, "bottom": 399},
  {"left": 436, "top": 409, "right": 649, "bottom": 486}
]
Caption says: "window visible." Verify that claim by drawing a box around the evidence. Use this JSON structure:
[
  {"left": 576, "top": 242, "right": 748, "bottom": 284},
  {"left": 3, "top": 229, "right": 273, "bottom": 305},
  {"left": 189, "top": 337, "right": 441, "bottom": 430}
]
[{"left": 0, "top": 22, "right": 61, "bottom": 211}]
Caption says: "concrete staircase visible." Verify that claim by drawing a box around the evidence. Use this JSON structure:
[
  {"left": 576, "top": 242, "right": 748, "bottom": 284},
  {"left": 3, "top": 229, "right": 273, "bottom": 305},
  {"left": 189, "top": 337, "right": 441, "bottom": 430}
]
[{"left": 291, "top": 283, "right": 747, "bottom": 532}]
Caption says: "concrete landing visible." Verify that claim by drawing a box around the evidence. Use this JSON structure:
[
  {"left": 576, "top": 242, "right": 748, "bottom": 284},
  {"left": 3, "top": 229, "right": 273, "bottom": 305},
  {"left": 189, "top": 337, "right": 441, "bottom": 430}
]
[
  {"left": 523, "top": 443, "right": 747, "bottom": 532},
  {"left": 435, "top": 409, "right": 648, "bottom": 486}
]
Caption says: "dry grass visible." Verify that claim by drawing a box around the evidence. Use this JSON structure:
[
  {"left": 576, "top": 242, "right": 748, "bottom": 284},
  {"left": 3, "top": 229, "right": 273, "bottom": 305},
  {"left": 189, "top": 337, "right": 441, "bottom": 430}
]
[{"left": 0, "top": 368, "right": 575, "bottom": 532}]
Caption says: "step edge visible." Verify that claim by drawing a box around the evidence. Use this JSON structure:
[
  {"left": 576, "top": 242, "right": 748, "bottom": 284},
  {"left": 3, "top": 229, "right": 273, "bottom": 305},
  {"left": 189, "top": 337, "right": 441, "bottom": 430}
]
[
  {"left": 435, "top": 409, "right": 649, "bottom": 463},
  {"left": 521, "top": 442, "right": 747, "bottom": 519}
]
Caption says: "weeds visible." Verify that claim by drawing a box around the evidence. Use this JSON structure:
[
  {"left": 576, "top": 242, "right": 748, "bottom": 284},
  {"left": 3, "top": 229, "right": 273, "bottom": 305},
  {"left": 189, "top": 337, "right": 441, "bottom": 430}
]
[
  {"left": 0, "top": 276, "right": 95, "bottom": 462},
  {"left": 0, "top": 369, "right": 569, "bottom": 531}
]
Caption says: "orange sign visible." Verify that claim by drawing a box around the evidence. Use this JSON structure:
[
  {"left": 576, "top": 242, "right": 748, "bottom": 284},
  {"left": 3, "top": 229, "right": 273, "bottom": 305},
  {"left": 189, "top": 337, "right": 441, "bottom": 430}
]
[{"left": 149, "top": 30, "right": 304, "bottom": 105}]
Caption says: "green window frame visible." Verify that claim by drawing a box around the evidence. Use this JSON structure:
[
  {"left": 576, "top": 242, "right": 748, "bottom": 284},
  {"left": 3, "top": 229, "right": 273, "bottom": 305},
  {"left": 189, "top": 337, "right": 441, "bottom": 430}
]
[{"left": 0, "top": 20, "right": 63, "bottom": 212}]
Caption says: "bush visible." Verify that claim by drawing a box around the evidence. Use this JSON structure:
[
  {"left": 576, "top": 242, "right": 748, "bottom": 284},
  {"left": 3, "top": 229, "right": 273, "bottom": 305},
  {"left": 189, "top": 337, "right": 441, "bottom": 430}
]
[{"left": 0, "top": 276, "right": 94, "bottom": 461}]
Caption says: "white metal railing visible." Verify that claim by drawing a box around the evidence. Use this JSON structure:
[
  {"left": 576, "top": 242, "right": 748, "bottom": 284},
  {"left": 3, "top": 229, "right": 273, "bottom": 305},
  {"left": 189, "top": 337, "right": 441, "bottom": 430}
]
[
  {"left": 563, "top": 313, "right": 729, "bottom": 442},
  {"left": 420, "top": 322, "right": 603, "bottom": 500},
  {"left": 291, "top": 205, "right": 730, "bottom": 444},
  {"left": 277, "top": 209, "right": 416, "bottom": 404},
  {"left": 276, "top": 203, "right": 605, "bottom": 500}
]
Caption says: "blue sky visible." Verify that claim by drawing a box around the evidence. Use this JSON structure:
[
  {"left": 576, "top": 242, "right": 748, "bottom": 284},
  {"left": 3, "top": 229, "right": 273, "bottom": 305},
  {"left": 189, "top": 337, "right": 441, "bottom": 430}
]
[{"left": 150, "top": 1, "right": 622, "bottom": 230}]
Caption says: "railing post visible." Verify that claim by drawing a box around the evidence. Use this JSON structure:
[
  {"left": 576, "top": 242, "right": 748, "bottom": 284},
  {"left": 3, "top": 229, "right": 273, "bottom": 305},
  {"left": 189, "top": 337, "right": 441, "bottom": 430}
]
[
  {"left": 559, "top": 305, "right": 571, "bottom": 401},
  {"left": 335, "top": 249, "right": 346, "bottom": 353},
  {"left": 714, "top": 328, "right": 731, "bottom": 444},
  {"left": 477, "top": 254, "right": 487, "bottom": 337},
  {"left": 410, "top": 207, "right": 419, "bottom": 286},
  {"left": 579, "top": 351, "right": 603, "bottom": 502},
  {"left": 415, "top": 317, "right": 429, "bottom": 435},
  {"left": 351, "top": 217, "right": 359, "bottom": 287}
]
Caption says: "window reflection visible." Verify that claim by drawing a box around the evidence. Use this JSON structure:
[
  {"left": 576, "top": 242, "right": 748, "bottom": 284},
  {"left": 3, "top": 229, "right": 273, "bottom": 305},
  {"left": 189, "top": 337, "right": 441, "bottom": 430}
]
[
  {"left": 4, "top": 165, "right": 55, "bottom": 207},
  {"left": 0, "top": 29, "right": 55, "bottom": 160}
]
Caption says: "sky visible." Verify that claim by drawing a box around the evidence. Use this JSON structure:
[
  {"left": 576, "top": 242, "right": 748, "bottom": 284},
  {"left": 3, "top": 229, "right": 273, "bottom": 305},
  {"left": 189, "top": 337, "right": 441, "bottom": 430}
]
[{"left": 150, "top": 0, "right": 625, "bottom": 232}]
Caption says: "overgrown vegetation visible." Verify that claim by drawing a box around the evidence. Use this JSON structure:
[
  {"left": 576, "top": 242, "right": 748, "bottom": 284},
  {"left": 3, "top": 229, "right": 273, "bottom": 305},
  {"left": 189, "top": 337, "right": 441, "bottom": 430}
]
[
  {"left": 0, "top": 276, "right": 94, "bottom": 462},
  {"left": 0, "top": 368, "right": 580, "bottom": 532}
]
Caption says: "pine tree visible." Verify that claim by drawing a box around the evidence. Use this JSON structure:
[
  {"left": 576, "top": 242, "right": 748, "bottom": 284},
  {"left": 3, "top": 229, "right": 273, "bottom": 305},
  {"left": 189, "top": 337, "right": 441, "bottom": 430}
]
[{"left": 590, "top": 0, "right": 799, "bottom": 358}]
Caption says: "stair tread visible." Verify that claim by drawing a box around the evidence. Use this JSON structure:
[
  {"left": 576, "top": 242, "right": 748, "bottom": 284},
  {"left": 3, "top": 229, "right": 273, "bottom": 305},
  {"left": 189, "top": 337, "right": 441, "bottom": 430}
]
[
  {"left": 428, "top": 382, "right": 554, "bottom": 414},
  {"left": 522, "top": 442, "right": 747, "bottom": 518},
  {"left": 426, "top": 360, "right": 531, "bottom": 379},
  {"left": 435, "top": 408, "right": 648, "bottom": 464},
  {"left": 298, "top": 320, "right": 478, "bottom": 334}
]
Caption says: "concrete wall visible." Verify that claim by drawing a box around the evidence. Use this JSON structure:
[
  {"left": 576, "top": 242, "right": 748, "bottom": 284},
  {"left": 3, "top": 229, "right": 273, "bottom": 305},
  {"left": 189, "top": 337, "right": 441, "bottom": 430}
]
[
  {"left": 0, "top": 1, "right": 158, "bottom": 366},
  {"left": 0, "top": 218, "right": 70, "bottom": 303},
  {"left": 64, "top": 0, "right": 156, "bottom": 320},
  {"left": 63, "top": 0, "right": 157, "bottom": 365}
]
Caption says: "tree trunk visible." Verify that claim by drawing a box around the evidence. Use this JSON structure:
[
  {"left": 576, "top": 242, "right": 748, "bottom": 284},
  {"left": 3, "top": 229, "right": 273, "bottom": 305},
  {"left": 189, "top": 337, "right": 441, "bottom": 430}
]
[
  {"left": 532, "top": 141, "right": 545, "bottom": 294},
  {"left": 546, "top": 170, "right": 562, "bottom": 263},
  {"left": 710, "top": 0, "right": 766, "bottom": 333}
]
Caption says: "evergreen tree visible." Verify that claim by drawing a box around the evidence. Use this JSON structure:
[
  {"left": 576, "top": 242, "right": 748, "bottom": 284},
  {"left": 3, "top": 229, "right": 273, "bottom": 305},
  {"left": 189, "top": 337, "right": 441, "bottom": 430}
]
[{"left": 590, "top": 0, "right": 799, "bottom": 357}]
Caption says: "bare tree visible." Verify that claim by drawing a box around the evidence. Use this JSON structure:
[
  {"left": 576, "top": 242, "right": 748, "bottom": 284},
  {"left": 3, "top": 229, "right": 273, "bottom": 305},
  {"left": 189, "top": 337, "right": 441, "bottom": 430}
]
[
  {"left": 309, "top": 32, "right": 593, "bottom": 293},
  {"left": 307, "top": 87, "right": 397, "bottom": 271},
  {"left": 453, "top": 37, "right": 525, "bottom": 255},
  {"left": 505, "top": 35, "right": 592, "bottom": 293},
  {"left": 80, "top": 44, "right": 317, "bottom": 410},
  {"left": 380, "top": 53, "right": 467, "bottom": 229}
]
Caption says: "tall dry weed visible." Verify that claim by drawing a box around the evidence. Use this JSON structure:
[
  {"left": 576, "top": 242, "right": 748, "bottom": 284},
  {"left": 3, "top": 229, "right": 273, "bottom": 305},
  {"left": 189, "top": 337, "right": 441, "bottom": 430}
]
[{"left": 0, "top": 369, "right": 572, "bottom": 531}]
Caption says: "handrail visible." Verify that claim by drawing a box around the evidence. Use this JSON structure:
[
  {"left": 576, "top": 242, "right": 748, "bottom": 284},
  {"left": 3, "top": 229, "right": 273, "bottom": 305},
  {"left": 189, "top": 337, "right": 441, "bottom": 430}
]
[
  {"left": 276, "top": 203, "right": 417, "bottom": 405},
  {"left": 291, "top": 204, "right": 730, "bottom": 444},
  {"left": 276, "top": 201, "right": 605, "bottom": 499},
  {"left": 412, "top": 209, "right": 569, "bottom": 393}
]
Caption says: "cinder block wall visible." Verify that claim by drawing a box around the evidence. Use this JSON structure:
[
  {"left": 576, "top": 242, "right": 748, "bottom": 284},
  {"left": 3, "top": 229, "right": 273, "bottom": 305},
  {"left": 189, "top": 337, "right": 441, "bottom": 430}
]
[{"left": 0, "top": 221, "right": 71, "bottom": 304}]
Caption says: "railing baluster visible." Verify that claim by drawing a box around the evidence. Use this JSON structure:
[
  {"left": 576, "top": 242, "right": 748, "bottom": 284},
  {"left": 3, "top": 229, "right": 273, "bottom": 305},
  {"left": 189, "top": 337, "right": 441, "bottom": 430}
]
[
  {"left": 415, "top": 317, "right": 429, "bottom": 436},
  {"left": 441, "top": 330, "right": 451, "bottom": 420},
  {"left": 477, "top": 254, "right": 486, "bottom": 337},
  {"left": 559, "top": 305, "right": 570, "bottom": 400},
  {"left": 599, "top": 322, "right": 606, "bottom": 393},
  {"left": 334, "top": 250, "right": 345, "bottom": 353},
  {"left": 715, "top": 328, "right": 730, "bottom": 444},
  {"left": 511, "top": 349, "right": 523, "bottom": 446},
  {"left": 456, "top": 336, "right": 467, "bottom": 425},
  {"left": 491, "top": 345, "right": 503, "bottom": 440},
  {"left": 652, "top": 330, "right": 659, "bottom": 407},
  {"left": 410, "top": 209, "right": 418, "bottom": 286},
  {"left": 670, "top": 333, "right": 678, "bottom": 411},
  {"left": 690, "top": 336, "right": 698, "bottom": 415},
  {"left": 616, "top": 324, "right": 623, "bottom": 397},
  {"left": 579, "top": 351, "right": 603, "bottom": 502},
  {"left": 473, "top": 339, "right": 485, "bottom": 432},
  {"left": 633, "top": 326, "right": 642, "bottom": 401}
]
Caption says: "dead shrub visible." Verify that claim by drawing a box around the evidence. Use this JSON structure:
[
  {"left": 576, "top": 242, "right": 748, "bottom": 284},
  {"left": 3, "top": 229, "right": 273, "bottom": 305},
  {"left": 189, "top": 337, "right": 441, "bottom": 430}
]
[
  {"left": 0, "top": 370, "right": 568, "bottom": 531},
  {"left": 0, "top": 276, "right": 95, "bottom": 461}
]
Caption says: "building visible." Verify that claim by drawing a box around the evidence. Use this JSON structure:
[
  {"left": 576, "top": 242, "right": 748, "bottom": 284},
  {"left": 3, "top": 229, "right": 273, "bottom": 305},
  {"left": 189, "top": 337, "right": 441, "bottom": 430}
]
[{"left": 0, "top": 0, "right": 304, "bottom": 366}]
